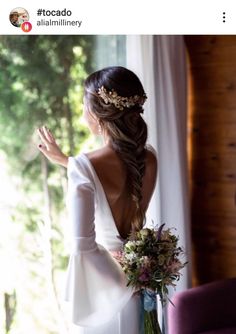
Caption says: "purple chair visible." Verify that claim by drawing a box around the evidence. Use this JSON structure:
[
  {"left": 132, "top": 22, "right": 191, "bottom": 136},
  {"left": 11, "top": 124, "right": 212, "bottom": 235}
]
[{"left": 167, "top": 278, "right": 236, "bottom": 334}]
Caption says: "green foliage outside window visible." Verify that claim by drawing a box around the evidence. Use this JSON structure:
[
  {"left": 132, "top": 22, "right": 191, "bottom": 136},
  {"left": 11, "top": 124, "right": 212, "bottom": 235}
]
[
  {"left": 0, "top": 35, "right": 95, "bottom": 334},
  {"left": 0, "top": 35, "right": 126, "bottom": 334}
]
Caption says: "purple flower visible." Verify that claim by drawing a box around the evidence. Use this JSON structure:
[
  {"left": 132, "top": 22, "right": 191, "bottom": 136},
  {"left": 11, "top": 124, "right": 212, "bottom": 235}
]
[
  {"left": 156, "top": 224, "right": 165, "bottom": 240},
  {"left": 139, "top": 268, "right": 150, "bottom": 282}
]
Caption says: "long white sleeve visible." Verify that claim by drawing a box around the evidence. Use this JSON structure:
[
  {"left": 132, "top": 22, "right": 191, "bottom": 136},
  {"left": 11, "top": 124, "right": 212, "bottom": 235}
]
[{"left": 64, "top": 156, "right": 134, "bottom": 327}]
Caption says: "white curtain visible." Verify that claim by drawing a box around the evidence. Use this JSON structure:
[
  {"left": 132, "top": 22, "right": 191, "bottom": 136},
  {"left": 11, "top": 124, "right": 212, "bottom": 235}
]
[{"left": 126, "top": 36, "right": 192, "bottom": 295}]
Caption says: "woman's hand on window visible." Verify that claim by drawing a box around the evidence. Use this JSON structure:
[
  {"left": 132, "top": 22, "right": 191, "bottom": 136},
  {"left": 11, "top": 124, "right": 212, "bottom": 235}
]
[{"left": 37, "top": 126, "right": 68, "bottom": 168}]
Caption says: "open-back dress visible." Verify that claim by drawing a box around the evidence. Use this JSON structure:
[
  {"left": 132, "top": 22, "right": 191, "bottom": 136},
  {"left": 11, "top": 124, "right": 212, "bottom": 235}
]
[{"left": 64, "top": 151, "right": 155, "bottom": 333}]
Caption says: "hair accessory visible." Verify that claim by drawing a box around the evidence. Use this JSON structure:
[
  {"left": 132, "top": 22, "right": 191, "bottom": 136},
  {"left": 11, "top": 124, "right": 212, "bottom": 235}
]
[{"left": 97, "top": 86, "right": 147, "bottom": 111}]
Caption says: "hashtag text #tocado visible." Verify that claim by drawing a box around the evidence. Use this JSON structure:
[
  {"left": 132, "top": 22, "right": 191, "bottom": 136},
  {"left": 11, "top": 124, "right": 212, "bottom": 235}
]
[
  {"left": 37, "top": 19, "right": 82, "bottom": 27},
  {"left": 37, "top": 8, "right": 72, "bottom": 16}
]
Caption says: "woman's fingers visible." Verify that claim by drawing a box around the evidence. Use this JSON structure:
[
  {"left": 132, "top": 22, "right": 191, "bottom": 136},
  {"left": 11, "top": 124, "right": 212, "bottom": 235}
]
[
  {"left": 46, "top": 127, "right": 56, "bottom": 143},
  {"left": 38, "top": 143, "right": 47, "bottom": 153},
  {"left": 37, "top": 126, "right": 68, "bottom": 167},
  {"left": 37, "top": 126, "right": 56, "bottom": 147},
  {"left": 37, "top": 127, "right": 49, "bottom": 147},
  {"left": 42, "top": 126, "right": 55, "bottom": 143}
]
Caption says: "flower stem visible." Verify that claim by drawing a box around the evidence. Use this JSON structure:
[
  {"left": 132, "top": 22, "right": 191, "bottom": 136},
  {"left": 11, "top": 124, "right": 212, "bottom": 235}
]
[{"left": 144, "top": 310, "right": 162, "bottom": 334}]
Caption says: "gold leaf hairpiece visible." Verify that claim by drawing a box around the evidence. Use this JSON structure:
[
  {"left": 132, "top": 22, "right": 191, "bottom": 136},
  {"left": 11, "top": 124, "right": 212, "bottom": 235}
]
[{"left": 97, "top": 86, "right": 147, "bottom": 111}]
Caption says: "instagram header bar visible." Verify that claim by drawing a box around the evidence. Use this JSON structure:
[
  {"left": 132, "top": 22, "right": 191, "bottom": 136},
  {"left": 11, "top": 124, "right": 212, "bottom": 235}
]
[{"left": 0, "top": 0, "right": 235, "bottom": 34}]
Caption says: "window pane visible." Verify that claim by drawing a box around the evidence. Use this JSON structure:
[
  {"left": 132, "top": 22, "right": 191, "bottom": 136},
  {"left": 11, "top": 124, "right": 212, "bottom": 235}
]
[{"left": 92, "top": 35, "right": 126, "bottom": 69}]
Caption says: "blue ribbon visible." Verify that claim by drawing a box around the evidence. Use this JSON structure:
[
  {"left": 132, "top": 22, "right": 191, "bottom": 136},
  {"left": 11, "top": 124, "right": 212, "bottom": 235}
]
[{"left": 143, "top": 290, "right": 157, "bottom": 312}]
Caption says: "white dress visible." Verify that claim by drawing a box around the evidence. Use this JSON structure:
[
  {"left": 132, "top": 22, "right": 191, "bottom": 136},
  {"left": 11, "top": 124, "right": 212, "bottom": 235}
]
[{"left": 64, "top": 153, "right": 141, "bottom": 334}]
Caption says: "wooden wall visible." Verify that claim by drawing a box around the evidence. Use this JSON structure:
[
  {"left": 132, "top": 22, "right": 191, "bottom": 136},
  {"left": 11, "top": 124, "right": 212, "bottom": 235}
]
[{"left": 185, "top": 36, "right": 236, "bottom": 286}]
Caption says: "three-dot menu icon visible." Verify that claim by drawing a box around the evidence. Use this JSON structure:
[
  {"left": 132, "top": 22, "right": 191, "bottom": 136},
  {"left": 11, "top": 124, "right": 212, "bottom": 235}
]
[{"left": 223, "top": 12, "right": 226, "bottom": 23}]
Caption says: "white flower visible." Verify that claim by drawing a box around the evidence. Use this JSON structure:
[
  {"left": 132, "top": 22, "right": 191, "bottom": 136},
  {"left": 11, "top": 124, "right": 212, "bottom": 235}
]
[
  {"left": 125, "top": 253, "right": 137, "bottom": 261},
  {"left": 125, "top": 241, "right": 136, "bottom": 249},
  {"left": 135, "top": 241, "right": 143, "bottom": 246}
]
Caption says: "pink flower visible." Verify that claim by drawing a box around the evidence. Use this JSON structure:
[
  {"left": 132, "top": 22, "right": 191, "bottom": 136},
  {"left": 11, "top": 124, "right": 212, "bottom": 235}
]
[{"left": 167, "top": 260, "right": 182, "bottom": 274}]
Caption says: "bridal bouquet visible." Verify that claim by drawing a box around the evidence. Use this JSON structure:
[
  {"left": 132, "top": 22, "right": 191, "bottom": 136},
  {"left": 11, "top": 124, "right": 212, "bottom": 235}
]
[{"left": 117, "top": 224, "right": 187, "bottom": 334}]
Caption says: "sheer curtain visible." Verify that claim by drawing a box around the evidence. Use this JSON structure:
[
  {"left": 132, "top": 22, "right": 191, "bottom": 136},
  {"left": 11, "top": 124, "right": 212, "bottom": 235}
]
[{"left": 126, "top": 36, "right": 192, "bottom": 295}]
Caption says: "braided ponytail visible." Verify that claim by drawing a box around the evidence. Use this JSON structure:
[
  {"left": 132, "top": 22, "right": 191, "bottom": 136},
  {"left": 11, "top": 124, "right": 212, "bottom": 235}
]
[{"left": 84, "top": 66, "right": 148, "bottom": 232}]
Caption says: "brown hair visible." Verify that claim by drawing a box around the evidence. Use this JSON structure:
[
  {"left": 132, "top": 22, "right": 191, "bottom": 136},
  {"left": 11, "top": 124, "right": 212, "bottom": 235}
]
[{"left": 84, "top": 66, "right": 148, "bottom": 232}]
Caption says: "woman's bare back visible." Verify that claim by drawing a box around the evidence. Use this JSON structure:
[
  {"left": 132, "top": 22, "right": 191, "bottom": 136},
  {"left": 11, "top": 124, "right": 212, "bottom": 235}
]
[{"left": 86, "top": 146, "right": 158, "bottom": 238}]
